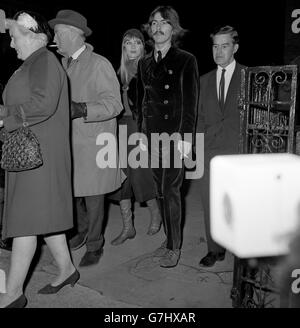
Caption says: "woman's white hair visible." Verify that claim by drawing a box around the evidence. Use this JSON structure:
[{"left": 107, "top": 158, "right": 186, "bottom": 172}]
[{"left": 6, "top": 19, "right": 48, "bottom": 46}]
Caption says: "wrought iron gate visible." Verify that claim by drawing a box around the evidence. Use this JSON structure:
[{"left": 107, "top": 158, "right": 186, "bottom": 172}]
[{"left": 231, "top": 65, "right": 298, "bottom": 308}]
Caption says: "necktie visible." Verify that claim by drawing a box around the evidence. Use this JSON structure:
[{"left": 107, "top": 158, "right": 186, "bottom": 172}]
[
  {"left": 156, "top": 50, "right": 162, "bottom": 63},
  {"left": 67, "top": 57, "right": 73, "bottom": 68},
  {"left": 219, "top": 68, "right": 226, "bottom": 109}
]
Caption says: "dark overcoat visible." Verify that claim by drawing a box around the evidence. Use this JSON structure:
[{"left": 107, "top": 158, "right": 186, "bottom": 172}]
[{"left": 1, "top": 47, "right": 73, "bottom": 238}]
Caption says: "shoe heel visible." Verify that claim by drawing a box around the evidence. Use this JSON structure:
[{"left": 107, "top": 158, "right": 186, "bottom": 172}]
[
  {"left": 38, "top": 269, "right": 80, "bottom": 294},
  {"left": 70, "top": 270, "right": 80, "bottom": 287}
]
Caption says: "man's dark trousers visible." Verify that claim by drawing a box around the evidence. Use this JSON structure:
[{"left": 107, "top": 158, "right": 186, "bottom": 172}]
[{"left": 76, "top": 195, "right": 105, "bottom": 251}]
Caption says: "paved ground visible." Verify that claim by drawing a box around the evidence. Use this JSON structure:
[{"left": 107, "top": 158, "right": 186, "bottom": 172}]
[{"left": 0, "top": 179, "right": 281, "bottom": 308}]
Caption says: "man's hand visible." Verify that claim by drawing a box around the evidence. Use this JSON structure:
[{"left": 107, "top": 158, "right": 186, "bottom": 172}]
[
  {"left": 71, "top": 101, "right": 87, "bottom": 119},
  {"left": 139, "top": 138, "right": 147, "bottom": 151},
  {"left": 177, "top": 140, "right": 191, "bottom": 159}
]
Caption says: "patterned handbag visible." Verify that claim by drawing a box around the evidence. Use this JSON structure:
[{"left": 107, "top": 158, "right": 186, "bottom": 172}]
[{"left": 1, "top": 107, "right": 43, "bottom": 171}]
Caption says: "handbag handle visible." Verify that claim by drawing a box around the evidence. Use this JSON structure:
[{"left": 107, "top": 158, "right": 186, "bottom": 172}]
[{"left": 19, "top": 106, "right": 29, "bottom": 127}]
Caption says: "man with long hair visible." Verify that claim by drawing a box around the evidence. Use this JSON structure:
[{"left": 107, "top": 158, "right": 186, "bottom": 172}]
[{"left": 136, "top": 6, "right": 199, "bottom": 267}]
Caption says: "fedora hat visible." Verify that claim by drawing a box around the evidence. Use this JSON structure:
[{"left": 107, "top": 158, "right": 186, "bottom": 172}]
[{"left": 48, "top": 10, "right": 92, "bottom": 36}]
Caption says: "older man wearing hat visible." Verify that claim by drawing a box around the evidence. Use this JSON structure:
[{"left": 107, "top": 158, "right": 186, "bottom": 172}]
[{"left": 48, "top": 10, "right": 125, "bottom": 267}]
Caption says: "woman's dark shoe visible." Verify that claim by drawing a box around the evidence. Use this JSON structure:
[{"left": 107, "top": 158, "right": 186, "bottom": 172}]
[
  {"left": 37, "top": 269, "right": 80, "bottom": 294},
  {"left": 5, "top": 294, "right": 27, "bottom": 308}
]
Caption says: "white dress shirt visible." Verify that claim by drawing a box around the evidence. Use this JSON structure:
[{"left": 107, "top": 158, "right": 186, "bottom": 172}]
[
  {"left": 71, "top": 45, "right": 86, "bottom": 60},
  {"left": 154, "top": 43, "right": 171, "bottom": 61},
  {"left": 216, "top": 60, "right": 236, "bottom": 102}
]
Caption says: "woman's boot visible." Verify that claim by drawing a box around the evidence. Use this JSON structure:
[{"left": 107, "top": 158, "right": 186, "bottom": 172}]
[
  {"left": 146, "top": 198, "right": 162, "bottom": 235},
  {"left": 111, "top": 199, "right": 136, "bottom": 245}
]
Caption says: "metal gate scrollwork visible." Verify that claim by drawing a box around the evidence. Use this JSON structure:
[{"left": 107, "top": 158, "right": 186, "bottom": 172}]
[{"left": 232, "top": 65, "right": 298, "bottom": 308}]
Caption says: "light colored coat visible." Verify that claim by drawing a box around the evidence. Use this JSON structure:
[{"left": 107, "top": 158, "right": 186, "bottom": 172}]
[{"left": 63, "top": 44, "right": 125, "bottom": 196}]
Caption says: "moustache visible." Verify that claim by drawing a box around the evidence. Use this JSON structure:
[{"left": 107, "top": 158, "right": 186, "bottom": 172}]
[{"left": 153, "top": 31, "right": 164, "bottom": 36}]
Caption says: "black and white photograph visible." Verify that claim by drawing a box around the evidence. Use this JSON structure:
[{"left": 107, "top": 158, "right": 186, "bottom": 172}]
[{"left": 0, "top": 0, "right": 300, "bottom": 312}]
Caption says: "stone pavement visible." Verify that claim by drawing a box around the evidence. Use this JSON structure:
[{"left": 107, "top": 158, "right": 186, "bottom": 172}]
[{"left": 0, "top": 179, "right": 239, "bottom": 308}]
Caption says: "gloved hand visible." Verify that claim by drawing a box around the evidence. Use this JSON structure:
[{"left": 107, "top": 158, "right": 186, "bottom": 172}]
[
  {"left": 70, "top": 101, "right": 87, "bottom": 119},
  {"left": 0, "top": 105, "right": 7, "bottom": 118}
]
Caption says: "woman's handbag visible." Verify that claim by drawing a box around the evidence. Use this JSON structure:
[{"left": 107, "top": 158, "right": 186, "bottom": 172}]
[{"left": 1, "top": 106, "right": 43, "bottom": 171}]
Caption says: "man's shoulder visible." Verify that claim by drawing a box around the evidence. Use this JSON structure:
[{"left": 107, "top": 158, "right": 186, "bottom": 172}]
[
  {"left": 168, "top": 48, "right": 197, "bottom": 64},
  {"left": 235, "top": 62, "right": 247, "bottom": 71},
  {"left": 140, "top": 52, "right": 153, "bottom": 63},
  {"left": 176, "top": 48, "right": 196, "bottom": 58},
  {"left": 82, "top": 44, "right": 113, "bottom": 67},
  {"left": 200, "top": 69, "right": 216, "bottom": 81},
  {"left": 90, "top": 51, "right": 112, "bottom": 65}
]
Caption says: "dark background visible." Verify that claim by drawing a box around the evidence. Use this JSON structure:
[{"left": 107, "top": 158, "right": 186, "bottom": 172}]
[{"left": 0, "top": 0, "right": 289, "bottom": 88}]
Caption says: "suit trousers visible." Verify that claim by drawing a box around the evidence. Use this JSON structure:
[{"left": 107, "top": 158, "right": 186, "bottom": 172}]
[
  {"left": 151, "top": 144, "right": 184, "bottom": 250},
  {"left": 75, "top": 195, "right": 105, "bottom": 252},
  {"left": 199, "top": 158, "right": 225, "bottom": 254}
]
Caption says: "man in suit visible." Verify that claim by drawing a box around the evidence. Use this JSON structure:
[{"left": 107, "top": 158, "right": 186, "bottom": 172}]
[
  {"left": 198, "top": 26, "right": 245, "bottom": 267},
  {"left": 137, "top": 5, "right": 199, "bottom": 267}
]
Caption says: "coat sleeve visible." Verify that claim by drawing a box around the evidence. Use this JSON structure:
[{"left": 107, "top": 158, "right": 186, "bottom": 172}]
[
  {"left": 179, "top": 55, "right": 200, "bottom": 136},
  {"left": 3, "top": 52, "right": 64, "bottom": 132},
  {"left": 84, "top": 60, "right": 123, "bottom": 122}
]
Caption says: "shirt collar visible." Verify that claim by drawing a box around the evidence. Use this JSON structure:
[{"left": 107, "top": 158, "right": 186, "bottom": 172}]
[
  {"left": 71, "top": 45, "right": 86, "bottom": 60},
  {"left": 217, "top": 59, "right": 236, "bottom": 74},
  {"left": 154, "top": 43, "right": 171, "bottom": 60}
]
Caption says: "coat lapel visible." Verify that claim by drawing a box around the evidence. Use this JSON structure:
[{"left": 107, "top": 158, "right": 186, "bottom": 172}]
[
  {"left": 208, "top": 69, "right": 223, "bottom": 112},
  {"left": 224, "top": 63, "right": 241, "bottom": 111}
]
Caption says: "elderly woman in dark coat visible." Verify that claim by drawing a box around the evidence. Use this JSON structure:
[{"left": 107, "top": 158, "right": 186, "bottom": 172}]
[{"left": 0, "top": 11, "right": 78, "bottom": 308}]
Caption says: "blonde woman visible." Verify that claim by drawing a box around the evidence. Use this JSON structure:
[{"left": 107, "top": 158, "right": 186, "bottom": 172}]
[{"left": 110, "top": 29, "right": 161, "bottom": 245}]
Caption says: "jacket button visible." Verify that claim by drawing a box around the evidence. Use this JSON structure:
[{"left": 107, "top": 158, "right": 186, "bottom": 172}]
[
  {"left": 163, "top": 100, "right": 169, "bottom": 104},
  {"left": 164, "top": 114, "right": 169, "bottom": 119},
  {"left": 168, "top": 70, "right": 173, "bottom": 75},
  {"left": 164, "top": 84, "right": 170, "bottom": 89}
]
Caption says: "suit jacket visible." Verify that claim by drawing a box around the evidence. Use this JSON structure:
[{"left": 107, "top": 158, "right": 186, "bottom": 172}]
[
  {"left": 197, "top": 62, "right": 246, "bottom": 160},
  {"left": 136, "top": 46, "right": 199, "bottom": 140}
]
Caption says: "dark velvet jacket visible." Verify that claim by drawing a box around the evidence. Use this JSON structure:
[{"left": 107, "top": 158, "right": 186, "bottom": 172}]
[
  {"left": 197, "top": 62, "right": 246, "bottom": 159},
  {"left": 136, "top": 47, "right": 199, "bottom": 138}
]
